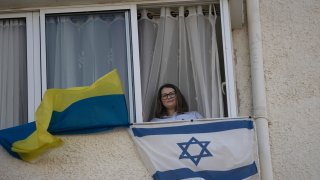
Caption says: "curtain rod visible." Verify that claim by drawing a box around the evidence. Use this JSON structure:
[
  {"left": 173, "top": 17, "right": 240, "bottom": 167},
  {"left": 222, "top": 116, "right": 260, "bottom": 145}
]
[
  {"left": 138, "top": 1, "right": 219, "bottom": 9},
  {"left": 137, "top": 6, "right": 220, "bottom": 18},
  {"left": 137, "top": 11, "right": 220, "bottom": 18}
]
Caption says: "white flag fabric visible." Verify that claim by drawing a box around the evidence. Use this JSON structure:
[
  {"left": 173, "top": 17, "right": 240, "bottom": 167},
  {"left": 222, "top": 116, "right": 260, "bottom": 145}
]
[{"left": 130, "top": 118, "right": 259, "bottom": 180}]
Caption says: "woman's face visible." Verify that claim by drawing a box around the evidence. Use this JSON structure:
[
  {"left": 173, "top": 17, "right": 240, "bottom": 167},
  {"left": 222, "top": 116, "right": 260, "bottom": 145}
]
[{"left": 160, "top": 87, "right": 177, "bottom": 111}]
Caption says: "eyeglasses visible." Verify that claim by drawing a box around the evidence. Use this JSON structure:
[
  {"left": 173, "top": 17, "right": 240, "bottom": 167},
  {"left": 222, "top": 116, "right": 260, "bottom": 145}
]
[{"left": 161, "top": 91, "right": 176, "bottom": 100}]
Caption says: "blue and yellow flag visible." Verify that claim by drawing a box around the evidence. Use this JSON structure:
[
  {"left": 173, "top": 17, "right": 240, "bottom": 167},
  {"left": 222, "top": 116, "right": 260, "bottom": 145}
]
[{"left": 0, "top": 69, "right": 128, "bottom": 161}]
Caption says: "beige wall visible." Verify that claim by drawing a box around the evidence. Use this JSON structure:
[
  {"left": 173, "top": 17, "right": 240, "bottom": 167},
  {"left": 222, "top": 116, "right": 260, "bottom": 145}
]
[
  {"left": 261, "top": 0, "right": 320, "bottom": 179},
  {"left": 234, "top": 0, "right": 320, "bottom": 179},
  {"left": 1, "top": 0, "right": 320, "bottom": 179},
  {"left": 0, "top": 129, "right": 151, "bottom": 179}
]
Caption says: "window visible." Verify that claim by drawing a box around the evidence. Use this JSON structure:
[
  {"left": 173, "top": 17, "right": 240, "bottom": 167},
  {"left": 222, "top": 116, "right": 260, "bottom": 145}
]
[
  {"left": 0, "top": 0, "right": 237, "bottom": 126},
  {"left": 0, "top": 13, "right": 40, "bottom": 129},
  {"left": 136, "top": 0, "right": 237, "bottom": 122},
  {"left": 40, "top": 5, "right": 136, "bottom": 123},
  {"left": 137, "top": 4, "right": 226, "bottom": 121}
]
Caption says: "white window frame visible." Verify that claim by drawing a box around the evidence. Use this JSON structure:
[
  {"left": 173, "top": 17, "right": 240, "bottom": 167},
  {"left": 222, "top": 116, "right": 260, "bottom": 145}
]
[
  {"left": 0, "top": 12, "right": 41, "bottom": 123},
  {"left": 220, "top": 0, "right": 238, "bottom": 117},
  {"left": 39, "top": 5, "right": 142, "bottom": 124},
  {"left": 38, "top": 0, "right": 238, "bottom": 123},
  {"left": 0, "top": 0, "right": 237, "bottom": 124},
  {"left": 132, "top": 0, "right": 238, "bottom": 122}
]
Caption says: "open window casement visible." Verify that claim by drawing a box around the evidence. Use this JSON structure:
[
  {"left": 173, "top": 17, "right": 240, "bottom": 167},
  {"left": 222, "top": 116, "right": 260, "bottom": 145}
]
[{"left": 135, "top": 0, "right": 237, "bottom": 122}]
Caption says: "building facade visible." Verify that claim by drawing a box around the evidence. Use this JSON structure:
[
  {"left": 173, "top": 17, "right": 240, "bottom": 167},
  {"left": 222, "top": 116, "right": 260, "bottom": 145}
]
[{"left": 0, "top": 0, "right": 319, "bottom": 179}]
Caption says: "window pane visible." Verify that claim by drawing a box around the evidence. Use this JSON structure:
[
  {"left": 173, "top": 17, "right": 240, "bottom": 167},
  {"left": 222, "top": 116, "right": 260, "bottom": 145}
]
[
  {"left": 45, "top": 11, "right": 130, "bottom": 109},
  {"left": 0, "top": 18, "right": 28, "bottom": 129},
  {"left": 138, "top": 6, "right": 225, "bottom": 121}
]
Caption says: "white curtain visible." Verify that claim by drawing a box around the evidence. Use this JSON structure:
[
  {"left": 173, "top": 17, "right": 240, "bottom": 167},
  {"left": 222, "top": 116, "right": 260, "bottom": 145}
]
[
  {"left": 139, "top": 5, "right": 224, "bottom": 121},
  {"left": 45, "top": 13, "right": 130, "bottom": 105},
  {"left": 0, "top": 19, "right": 28, "bottom": 129}
]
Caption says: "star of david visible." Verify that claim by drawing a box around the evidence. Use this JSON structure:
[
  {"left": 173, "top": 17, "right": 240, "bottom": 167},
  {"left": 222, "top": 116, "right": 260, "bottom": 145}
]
[{"left": 177, "top": 137, "right": 213, "bottom": 166}]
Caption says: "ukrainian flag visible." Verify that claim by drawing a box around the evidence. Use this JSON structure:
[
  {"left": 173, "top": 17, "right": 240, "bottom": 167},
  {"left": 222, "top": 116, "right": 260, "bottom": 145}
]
[{"left": 0, "top": 69, "right": 128, "bottom": 161}]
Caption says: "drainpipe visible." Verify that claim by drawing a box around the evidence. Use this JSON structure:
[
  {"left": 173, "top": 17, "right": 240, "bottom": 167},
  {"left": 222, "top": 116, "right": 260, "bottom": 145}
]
[{"left": 246, "top": 0, "right": 273, "bottom": 179}]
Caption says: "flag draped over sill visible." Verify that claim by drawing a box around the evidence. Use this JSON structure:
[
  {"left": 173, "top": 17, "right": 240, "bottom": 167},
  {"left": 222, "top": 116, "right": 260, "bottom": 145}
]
[
  {"left": 0, "top": 69, "right": 129, "bottom": 162},
  {"left": 130, "top": 119, "right": 260, "bottom": 180}
]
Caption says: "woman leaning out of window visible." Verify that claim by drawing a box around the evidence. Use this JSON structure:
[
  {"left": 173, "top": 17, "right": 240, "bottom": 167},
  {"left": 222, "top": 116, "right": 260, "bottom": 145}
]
[{"left": 151, "top": 84, "right": 203, "bottom": 122}]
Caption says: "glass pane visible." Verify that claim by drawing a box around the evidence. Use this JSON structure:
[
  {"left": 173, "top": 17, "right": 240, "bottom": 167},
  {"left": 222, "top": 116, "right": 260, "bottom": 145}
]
[
  {"left": 45, "top": 11, "right": 130, "bottom": 109},
  {"left": 0, "top": 18, "right": 28, "bottom": 129},
  {"left": 138, "top": 6, "right": 225, "bottom": 121}
]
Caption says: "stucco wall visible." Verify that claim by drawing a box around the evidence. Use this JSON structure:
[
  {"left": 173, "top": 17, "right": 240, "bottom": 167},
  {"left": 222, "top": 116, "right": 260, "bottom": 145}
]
[
  {"left": 0, "top": 129, "right": 151, "bottom": 180},
  {"left": 260, "top": 0, "right": 320, "bottom": 179},
  {"left": 234, "top": 0, "right": 320, "bottom": 179},
  {"left": 1, "top": 0, "right": 320, "bottom": 179},
  {"left": 232, "top": 1, "right": 253, "bottom": 117}
]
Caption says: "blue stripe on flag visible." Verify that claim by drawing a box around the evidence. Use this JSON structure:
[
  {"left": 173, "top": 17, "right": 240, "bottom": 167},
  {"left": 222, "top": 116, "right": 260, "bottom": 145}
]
[
  {"left": 153, "top": 161, "right": 258, "bottom": 180},
  {"left": 132, "top": 120, "right": 253, "bottom": 137},
  {"left": 0, "top": 122, "right": 36, "bottom": 159},
  {"left": 48, "top": 95, "right": 129, "bottom": 134}
]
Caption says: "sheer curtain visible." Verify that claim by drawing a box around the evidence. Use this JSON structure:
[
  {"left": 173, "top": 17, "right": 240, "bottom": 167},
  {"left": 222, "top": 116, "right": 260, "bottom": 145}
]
[
  {"left": 0, "top": 19, "right": 28, "bottom": 129},
  {"left": 139, "top": 5, "right": 224, "bottom": 121},
  {"left": 45, "top": 12, "right": 130, "bottom": 105}
]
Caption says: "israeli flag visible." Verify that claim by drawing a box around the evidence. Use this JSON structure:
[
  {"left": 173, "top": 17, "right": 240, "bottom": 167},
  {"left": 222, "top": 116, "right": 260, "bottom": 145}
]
[{"left": 130, "top": 119, "right": 259, "bottom": 180}]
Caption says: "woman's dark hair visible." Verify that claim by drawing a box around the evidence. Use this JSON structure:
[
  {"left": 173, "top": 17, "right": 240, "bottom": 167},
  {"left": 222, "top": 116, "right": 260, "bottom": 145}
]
[{"left": 155, "top": 84, "right": 189, "bottom": 118}]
